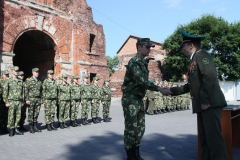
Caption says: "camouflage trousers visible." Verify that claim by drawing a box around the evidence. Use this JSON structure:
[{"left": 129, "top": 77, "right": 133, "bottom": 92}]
[
  {"left": 154, "top": 97, "right": 163, "bottom": 110},
  {"left": 0, "top": 103, "right": 8, "bottom": 126},
  {"left": 8, "top": 100, "right": 22, "bottom": 129},
  {"left": 19, "top": 104, "right": 27, "bottom": 125},
  {"left": 45, "top": 99, "right": 57, "bottom": 124},
  {"left": 81, "top": 98, "right": 91, "bottom": 119},
  {"left": 177, "top": 98, "right": 181, "bottom": 109},
  {"left": 28, "top": 98, "right": 41, "bottom": 124},
  {"left": 70, "top": 99, "right": 80, "bottom": 121},
  {"left": 186, "top": 98, "right": 191, "bottom": 107},
  {"left": 180, "top": 99, "right": 186, "bottom": 109},
  {"left": 102, "top": 100, "right": 111, "bottom": 118},
  {"left": 162, "top": 98, "right": 167, "bottom": 110},
  {"left": 91, "top": 99, "right": 100, "bottom": 118},
  {"left": 59, "top": 100, "right": 70, "bottom": 123},
  {"left": 122, "top": 95, "right": 145, "bottom": 149},
  {"left": 167, "top": 99, "right": 173, "bottom": 110}
]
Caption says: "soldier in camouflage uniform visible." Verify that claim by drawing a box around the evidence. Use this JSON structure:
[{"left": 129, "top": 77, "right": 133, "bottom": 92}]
[
  {"left": 91, "top": 77, "right": 101, "bottom": 124},
  {"left": 162, "top": 80, "right": 168, "bottom": 113},
  {"left": 0, "top": 70, "right": 9, "bottom": 134},
  {"left": 3, "top": 66, "right": 24, "bottom": 136},
  {"left": 121, "top": 38, "right": 171, "bottom": 159},
  {"left": 154, "top": 79, "right": 162, "bottom": 114},
  {"left": 25, "top": 68, "right": 43, "bottom": 133},
  {"left": 186, "top": 93, "right": 191, "bottom": 110},
  {"left": 171, "top": 84, "right": 178, "bottom": 111},
  {"left": 42, "top": 70, "right": 58, "bottom": 131},
  {"left": 58, "top": 74, "right": 71, "bottom": 129},
  {"left": 70, "top": 75, "right": 81, "bottom": 127},
  {"left": 17, "top": 71, "right": 28, "bottom": 132},
  {"left": 80, "top": 75, "right": 92, "bottom": 125},
  {"left": 101, "top": 79, "right": 112, "bottom": 122}
]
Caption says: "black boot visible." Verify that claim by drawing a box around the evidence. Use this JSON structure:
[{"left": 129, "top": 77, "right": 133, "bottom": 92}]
[
  {"left": 154, "top": 111, "right": 158, "bottom": 114},
  {"left": 158, "top": 110, "right": 162, "bottom": 114},
  {"left": 103, "top": 117, "right": 108, "bottom": 122},
  {"left": 33, "top": 123, "right": 42, "bottom": 132},
  {"left": 82, "top": 119, "right": 86, "bottom": 125},
  {"left": 63, "top": 123, "right": 68, "bottom": 128},
  {"left": 107, "top": 117, "right": 111, "bottom": 122},
  {"left": 9, "top": 129, "right": 14, "bottom": 137},
  {"left": 71, "top": 121, "right": 76, "bottom": 127},
  {"left": 85, "top": 119, "right": 91, "bottom": 125},
  {"left": 46, "top": 124, "right": 52, "bottom": 131},
  {"left": 3, "top": 125, "right": 9, "bottom": 134},
  {"left": 144, "top": 110, "right": 148, "bottom": 114},
  {"left": 134, "top": 147, "right": 144, "bottom": 160},
  {"left": 92, "top": 118, "right": 97, "bottom": 124},
  {"left": 125, "top": 148, "right": 137, "bottom": 160},
  {"left": 59, "top": 123, "right": 64, "bottom": 129},
  {"left": 19, "top": 124, "right": 27, "bottom": 131},
  {"left": 29, "top": 123, "right": 35, "bottom": 133},
  {"left": 75, "top": 120, "right": 80, "bottom": 126},
  {"left": 96, "top": 117, "right": 100, "bottom": 123},
  {"left": 15, "top": 128, "right": 24, "bottom": 135},
  {"left": 51, "top": 123, "right": 57, "bottom": 130}
]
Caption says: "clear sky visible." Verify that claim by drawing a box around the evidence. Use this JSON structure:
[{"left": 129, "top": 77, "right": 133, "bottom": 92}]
[{"left": 86, "top": 0, "right": 240, "bottom": 58}]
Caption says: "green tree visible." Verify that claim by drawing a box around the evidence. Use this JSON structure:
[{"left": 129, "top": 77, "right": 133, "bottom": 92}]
[
  {"left": 107, "top": 55, "right": 119, "bottom": 76},
  {"left": 163, "top": 14, "right": 240, "bottom": 82}
]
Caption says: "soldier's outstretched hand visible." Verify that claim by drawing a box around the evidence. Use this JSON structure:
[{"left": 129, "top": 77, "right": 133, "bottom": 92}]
[{"left": 160, "top": 87, "right": 172, "bottom": 96}]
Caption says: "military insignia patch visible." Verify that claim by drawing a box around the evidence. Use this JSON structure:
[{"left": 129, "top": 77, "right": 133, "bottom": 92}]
[
  {"left": 136, "top": 58, "right": 139, "bottom": 62},
  {"left": 202, "top": 58, "right": 209, "bottom": 65},
  {"left": 134, "top": 69, "right": 141, "bottom": 76}
]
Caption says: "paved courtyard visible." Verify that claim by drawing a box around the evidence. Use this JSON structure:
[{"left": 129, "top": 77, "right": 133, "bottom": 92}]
[{"left": 0, "top": 99, "right": 240, "bottom": 160}]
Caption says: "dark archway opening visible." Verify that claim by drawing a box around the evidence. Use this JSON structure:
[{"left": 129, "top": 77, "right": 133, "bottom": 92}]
[{"left": 13, "top": 30, "right": 56, "bottom": 81}]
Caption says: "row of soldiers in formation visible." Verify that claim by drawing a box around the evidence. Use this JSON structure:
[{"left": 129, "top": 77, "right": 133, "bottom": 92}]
[
  {"left": 144, "top": 79, "right": 191, "bottom": 115},
  {"left": 0, "top": 66, "right": 112, "bottom": 137}
]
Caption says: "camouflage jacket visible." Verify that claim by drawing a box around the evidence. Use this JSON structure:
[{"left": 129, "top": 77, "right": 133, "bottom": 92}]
[
  {"left": 101, "top": 85, "right": 111, "bottom": 101},
  {"left": 70, "top": 83, "right": 81, "bottom": 100},
  {"left": 42, "top": 79, "right": 58, "bottom": 101},
  {"left": 80, "top": 83, "right": 92, "bottom": 99},
  {"left": 25, "top": 77, "right": 42, "bottom": 101},
  {"left": 3, "top": 77, "right": 24, "bottom": 103},
  {"left": 91, "top": 84, "right": 101, "bottom": 100},
  {"left": 0, "top": 79, "right": 4, "bottom": 102},
  {"left": 121, "top": 53, "right": 160, "bottom": 99},
  {"left": 58, "top": 82, "right": 71, "bottom": 101}
]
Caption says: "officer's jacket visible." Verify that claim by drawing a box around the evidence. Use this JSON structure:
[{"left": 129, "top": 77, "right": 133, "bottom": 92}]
[
  {"left": 101, "top": 85, "right": 111, "bottom": 101},
  {"left": 70, "top": 83, "right": 81, "bottom": 100},
  {"left": 25, "top": 77, "right": 42, "bottom": 101},
  {"left": 42, "top": 79, "right": 58, "bottom": 101},
  {"left": 3, "top": 77, "right": 24, "bottom": 103},
  {"left": 121, "top": 53, "right": 160, "bottom": 99},
  {"left": 91, "top": 84, "right": 101, "bottom": 100},
  {"left": 80, "top": 83, "right": 91, "bottom": 99},
  {"left": 171, "top": 49, "right": 227, "bottom": 113},
  {"left": 58, "top": 82, "right": 71, "bottom": 101}
]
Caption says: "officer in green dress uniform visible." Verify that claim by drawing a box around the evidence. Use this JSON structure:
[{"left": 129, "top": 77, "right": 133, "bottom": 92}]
[
  {"left": 170, "top": 30, "right": 228, "bottom": 160},
  {"left": 25, "top": 68, "right": 43, "bottom": 133},
  {"left": 42, "top": 70, "right": 58, "bottom": 131},
  {"left": 0, "top": 70, "right": 9, "bottom": 134},
  {"left": 91, "top": 77, "right": 101, "bottom": 124},
  {"left": 121, "top": 38, "right": 171, "bottom": 159},
  {"left": 101, "top": 79, "right": 112, "bottom": 122}
]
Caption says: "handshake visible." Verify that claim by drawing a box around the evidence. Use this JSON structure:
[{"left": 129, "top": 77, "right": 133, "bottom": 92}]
[{"left": 159, "top": 87, "right": 172, "bottom": 96}]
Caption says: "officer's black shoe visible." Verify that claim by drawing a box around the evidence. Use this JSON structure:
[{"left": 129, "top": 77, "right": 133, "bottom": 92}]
[
  {"left": 103, "top": 117, "right": 108, "bottom": 122},
  {"left": 178, "top": 109, "right": 181, "bottom": 111},
  {"left": 134, "top": 147, "right": 144, "bottom": 160},
  {"left": 63, "top": 123, "right": 68, "bottom": 128},
  {"left": 82, "top": 119, "right": 86, "bottom": 125},
  {"left": 29, "top": 124, "right": 35, "bottom": 133},
  {"left": 3, "top": 125, "right": 9, "bottom": 133},
  {"left": 46, "top": 124, "right": 52, "bottom": 131},
  {"left": 154, "top": 111, "right": 158, "bottom": 114},
  {"left": 9, "top": 129, "right": 14, "bottom": 137},
  {"left": 19, "top": 124, "right": 27, "bottom": 131},
  {"left": 15, "top": 128, "right": 24, "bottom": 135},
  {"left": 71, "top": 121, "right": 76, "bottom": 127},
  {"left": 33, "top": 123, "right": 42, "bottom": 132},
  {"left": 125, "top": 148, "right": 137, "bottom": 160},
  {"left": 92, "top": 118, "right": 97, "bottom": 124},
  {"left": 51, "top": 123, "right": 57, "bottom": 130},
  {"left": 107, "top": 117, "right": 111, "bottom": 122},
  {"left": 59, "top": 123, "right": 64, "bottom": 129}
]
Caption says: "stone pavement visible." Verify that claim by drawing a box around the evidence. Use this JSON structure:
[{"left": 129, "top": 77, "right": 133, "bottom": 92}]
[{"left": 0, "top": 100, "right": 240, "bottom": 160}]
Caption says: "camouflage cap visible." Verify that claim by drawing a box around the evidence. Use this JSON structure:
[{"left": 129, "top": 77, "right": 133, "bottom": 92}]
[
  {"left": 72, "top": 75, "right": 79, "bottom": 79},
  {"left": 154, "top": 78, "right": 159, "bottom": 82},
  {"left": 32, "top": 68, "right": 39, "bottom": 72},
  {"left": 164, "top": 80, "right": 168, "bottom": 83},
  {"left": 47, "top": 70, "right": 54, "bottom": 74},
  {"left": 2, "top": 70, "right": 9, "bottom": 75},
  {"left": 136, "top": 38, "right": 155, "bottom": 47},
  {"left": 104, "top": 79, "right": 110, "bottom": 82},
  {"left": 93, "top": 77, "right": 99, "bottom": 81},
  {"left": 82, "top": 75, "right": 89, "bottom": 79},
  {"left": 62, "top": 74, "right": 68, "bottom": 78},
  {"left": 11, "top": 66, "right": 19, "bottom": 71},
  {"left": 18, "top": 71, "right": 24, "bottom": 76}
]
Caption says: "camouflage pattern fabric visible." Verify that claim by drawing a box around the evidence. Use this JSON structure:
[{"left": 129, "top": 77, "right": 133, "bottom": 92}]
[
  {"left": 0, "top": 79, "right": 8, "bottom": 126},
  {"left": 101, "top": 85, "right": 111, "bottom": 118},
  {"left": 70, "top": 83, "right": 81, "bottom": 121},
  {"left": 177, "top": 95, "right": 181, "bottom": 109},
  {"left": 7, "top": 101, "right": 22, "bottom": 129},
  {"left": 19, "top": 81, "right": 27, "bottom": 126},
  {"left": 28, "top": 98, "right": 41, "bottom": 123},
  {"left": 81, "top": 99, "right": 91, "bottom": 119},
  {"left": 80, "top": 83, "right": 92, "bottom": 119},
  {"left": 186, "top": 93, "right": 191, "bottom": 108},
  {"left": 44, "top": 99, "right": 57, "bottom": 124},
  {"left": 180, "top": 94, "right": 186, "bottom": 109},
  {"left": 154, "top": 90, "right": 162, "bottom": 111},
  {"left": 91, "top": 84, "right": 101, "bottom": 118}
]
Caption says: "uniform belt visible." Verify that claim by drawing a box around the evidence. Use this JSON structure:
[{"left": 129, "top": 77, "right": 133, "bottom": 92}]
[{"left": 29, "top": 96, "right": 40, "bottom": 98}]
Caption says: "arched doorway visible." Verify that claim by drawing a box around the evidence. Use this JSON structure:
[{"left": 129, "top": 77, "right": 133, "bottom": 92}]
[{"left": 13, "top": 30, "right": 56, "bottom": 80}]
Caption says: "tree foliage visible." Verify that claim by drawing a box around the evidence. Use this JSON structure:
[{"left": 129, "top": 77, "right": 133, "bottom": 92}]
[
  {"left": 162, "top": 14, "right": 240, "bottom": 82},
  {"left": 107, "top": 55, "right": 119, "bottom": 76}
]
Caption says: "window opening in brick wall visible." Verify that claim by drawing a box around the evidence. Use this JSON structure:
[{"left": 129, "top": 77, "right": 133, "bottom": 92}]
[
  {"left": 90, "top": 34, "right": 96, "bottom": 53},
  {"left": 90, "top": 73, "right": 97, "bottom": 83}
]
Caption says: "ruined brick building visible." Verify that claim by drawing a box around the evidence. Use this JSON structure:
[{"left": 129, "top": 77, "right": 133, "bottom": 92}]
[
  {"left": 110, "top": 35, "right": 167, "bottom": 97},
  {"left": 0, "top": 0, "right": 109, "bottom": 83}
]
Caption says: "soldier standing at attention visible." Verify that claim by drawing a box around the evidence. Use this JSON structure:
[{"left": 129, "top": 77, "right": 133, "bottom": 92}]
[
  {"left": 121, "top": 38, "right": 171, "bottom": 159},
  {"left": 17, "top": 71, "right": 28, "bottom": 132},
  {"left": 70, "top": 76, "right": 81, "bottom": 127},
  {"left": 80, "top": 75, "right": 92, "bottom": 125},
  {"left": 162, "top": 80, "right": 168, "bottom": 113},
  {"left": 42, "top": 70, "right": 58, "bottom": 131},
  {"left": 91, "top": 77, "right": 101, "bottom": 124},
  {"left": 157, "top": 81, "right": 164, "bottom": 114},
  {"left": 153, "top": 79, "right": 161, "bottom": 114},
  {"left": 170, "top": 30, "right": 227, "bottom": 159},
  {"left": 3, "top": 66, "right": 24, "bottom": 136},
  {"left": 58, "top": 74, "right": 71, "bottom": 129},
  {"left": 25, "top": 68, "right": 42, "bottom": 133},
  {"left": 0, "top": 70, "right": 10, "bottom": 134},
  {"left": 56, "top": 76, "right": 62, "bottom": 121},
  {"left": 101, "top": 79, "right": 112, "bottom": 122}
]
